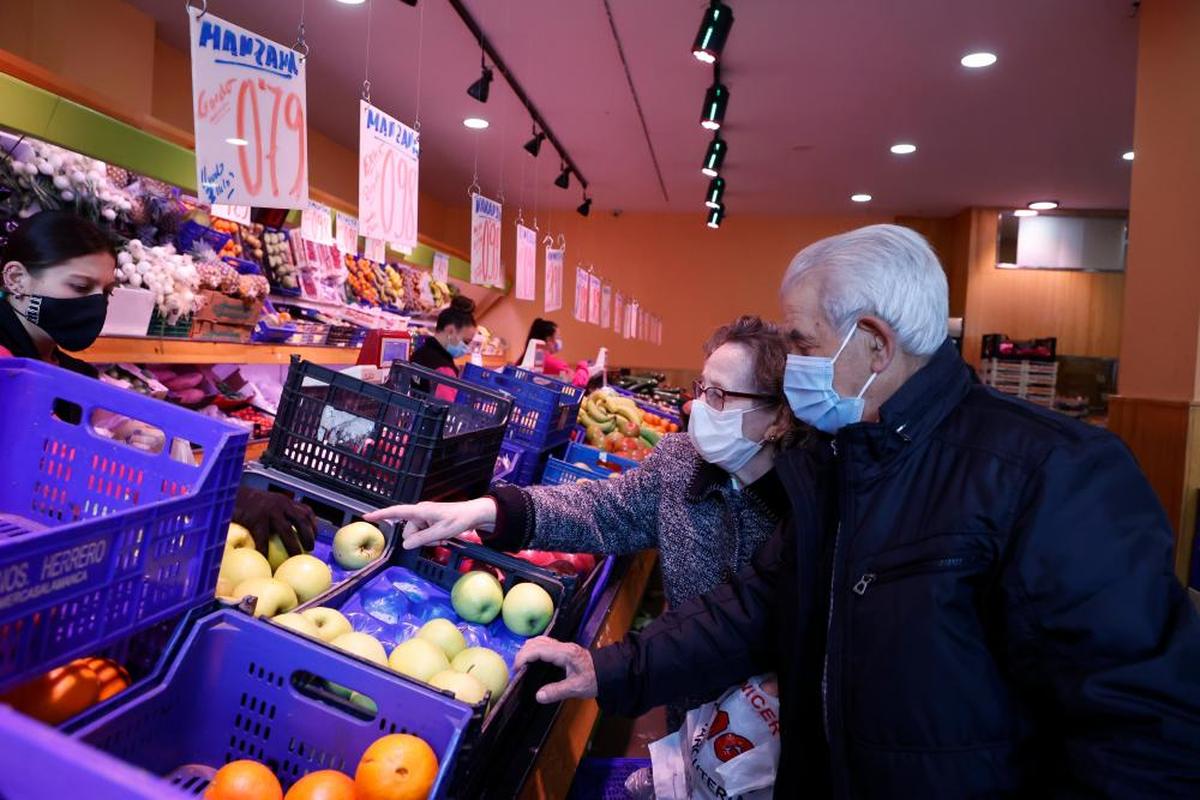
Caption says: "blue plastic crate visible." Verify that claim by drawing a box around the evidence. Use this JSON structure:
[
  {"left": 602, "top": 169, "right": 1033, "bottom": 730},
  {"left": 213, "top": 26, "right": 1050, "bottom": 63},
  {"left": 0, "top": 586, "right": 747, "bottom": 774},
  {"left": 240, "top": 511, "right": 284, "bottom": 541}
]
[
  {"left": 0, "top": 359, "right": 247, "bottom": 692},
  {"left": 566, "top": 757, "right": 651, "bottom": 800},
  {"left": 611, "top": 385, "right": 683, "bottom": 426},
  {"left": 462, "top": 363, "right": 583, "bottom": 451},
  {"left": 541, "top": 457, "right": 607, "bottom": 486},
  {"left": 175, "top": 220, "right": 231, "bottom": 255},
  {"left": 64, "top": 609, "right": 476, "bottom": 798},
  {"left": 492, "top": 441, "right": 559, "bottom": 487},
  {"left": 562, "top": 442, "right": 640, "bottom": 475}
]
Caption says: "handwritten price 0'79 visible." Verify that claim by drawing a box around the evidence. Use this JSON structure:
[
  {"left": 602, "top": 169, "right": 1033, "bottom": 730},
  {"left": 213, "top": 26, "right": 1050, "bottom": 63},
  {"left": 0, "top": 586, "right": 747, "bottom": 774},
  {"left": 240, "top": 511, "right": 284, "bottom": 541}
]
[{"left": 234, "top": 77, "right": 306, "bottom": 200}]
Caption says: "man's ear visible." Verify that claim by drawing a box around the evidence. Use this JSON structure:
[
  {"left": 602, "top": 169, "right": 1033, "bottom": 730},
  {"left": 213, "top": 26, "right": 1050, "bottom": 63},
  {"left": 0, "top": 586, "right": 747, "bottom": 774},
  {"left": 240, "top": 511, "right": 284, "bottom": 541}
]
[{"left": 857, "top": 315, "right": 898, "bottom": 374}]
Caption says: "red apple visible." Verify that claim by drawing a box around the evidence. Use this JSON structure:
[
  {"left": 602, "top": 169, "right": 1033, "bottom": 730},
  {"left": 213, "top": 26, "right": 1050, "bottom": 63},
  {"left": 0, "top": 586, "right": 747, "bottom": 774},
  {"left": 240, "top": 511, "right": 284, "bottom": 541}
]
[
  {"left": 545, "top": 559, "right": 577, "bottom": 577},
  {"left": 524, "top": 551, "right": 558, "bottom": 568},
  {"left": 427, "top": 545, "right": 452, "bottom": 566}
]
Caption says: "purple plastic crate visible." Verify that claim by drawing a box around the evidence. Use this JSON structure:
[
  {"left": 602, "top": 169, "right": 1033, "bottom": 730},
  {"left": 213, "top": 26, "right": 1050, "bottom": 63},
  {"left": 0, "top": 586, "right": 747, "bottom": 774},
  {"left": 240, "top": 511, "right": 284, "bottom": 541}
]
[
  {"left": 175, "top": 220, "right": 231, "bottom": 256},
  {"left": 562, "top": 442, "right": 640, "bottom": 475},
  {"left": 492, "top": 441, "right": 557, "bottom": 487},
  {"left": 611, "top": 386, "right": 682, "bottom": 426},
  {"left": 462, "top": 364, "right": 583, "bottom": 450},
  {"left": 67, "top": 609, "right": 476, "bottom": 798},
  {"left": 0, "top": 359, "right": 247, "bottom": 692}
]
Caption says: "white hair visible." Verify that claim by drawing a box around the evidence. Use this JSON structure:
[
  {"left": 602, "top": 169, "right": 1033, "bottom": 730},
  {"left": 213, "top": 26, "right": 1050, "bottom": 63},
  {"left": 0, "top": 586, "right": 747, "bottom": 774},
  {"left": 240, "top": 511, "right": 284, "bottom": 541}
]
[{"left": 782, "top": 224, "right": 949, "bottom": 356}]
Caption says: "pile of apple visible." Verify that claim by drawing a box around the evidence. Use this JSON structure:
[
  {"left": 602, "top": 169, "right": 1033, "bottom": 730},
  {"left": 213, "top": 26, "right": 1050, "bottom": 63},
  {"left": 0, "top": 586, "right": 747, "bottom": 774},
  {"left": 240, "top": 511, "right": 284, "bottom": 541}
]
[
  {"left": 458, "top": 531, "right": 598, "bottom": 578},
  {"left": 216, "top": 519, "right": 387, "bottom": 617}
]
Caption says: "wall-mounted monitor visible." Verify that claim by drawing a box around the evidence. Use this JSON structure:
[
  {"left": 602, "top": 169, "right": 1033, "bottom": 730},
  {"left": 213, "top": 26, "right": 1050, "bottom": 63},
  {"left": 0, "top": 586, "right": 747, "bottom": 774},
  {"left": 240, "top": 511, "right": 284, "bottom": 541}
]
[{"left": 996, "top": 210, "right": 1127, "bottom": 272}]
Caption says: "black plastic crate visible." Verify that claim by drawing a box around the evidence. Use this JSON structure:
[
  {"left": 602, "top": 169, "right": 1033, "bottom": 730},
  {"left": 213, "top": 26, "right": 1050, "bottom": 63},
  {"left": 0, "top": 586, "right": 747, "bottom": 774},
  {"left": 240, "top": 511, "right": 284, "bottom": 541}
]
[{"left": 263, "top": 358, "right": 511, "bottom": 507}]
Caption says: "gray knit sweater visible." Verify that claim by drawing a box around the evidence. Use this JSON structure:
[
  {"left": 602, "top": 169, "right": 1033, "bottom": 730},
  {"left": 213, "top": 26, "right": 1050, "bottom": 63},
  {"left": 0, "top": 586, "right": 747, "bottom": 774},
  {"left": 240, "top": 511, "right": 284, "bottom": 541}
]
[{"left": 485, "top": 434, "right": 787, "bottom": 610}]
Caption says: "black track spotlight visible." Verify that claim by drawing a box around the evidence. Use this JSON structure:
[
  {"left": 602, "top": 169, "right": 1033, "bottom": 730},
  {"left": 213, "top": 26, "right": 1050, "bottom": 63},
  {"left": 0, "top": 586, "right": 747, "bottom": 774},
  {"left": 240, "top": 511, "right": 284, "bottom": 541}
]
[
  {"left": 692, "top": 1, "right": 734, "bottom": 64},
  {"left": 577, "top": 195, "right": 592, "bottom": 217},
  {"left": 467, "top": 64, "right": 493, "bottom": 103},
  {"left": 705, "top": 177, "right": 726, "bottom": 209},
  {"left": 700, "top": 76, "right": 729, "bottom": 131},
  {"left": 399, "top": 0, "right": 417, "bottom": 6},
  {"left": 524, "top": 128, "right": 547, "bottom": 157},
  {"left": 701, "top": 135, "right": 727, "bottom": 177},
  {"left": 555, "top": 165, "right": 571, "bottom": 190},
  {"left": 706, "top": 203, "right": 725, "bottom": 229}
]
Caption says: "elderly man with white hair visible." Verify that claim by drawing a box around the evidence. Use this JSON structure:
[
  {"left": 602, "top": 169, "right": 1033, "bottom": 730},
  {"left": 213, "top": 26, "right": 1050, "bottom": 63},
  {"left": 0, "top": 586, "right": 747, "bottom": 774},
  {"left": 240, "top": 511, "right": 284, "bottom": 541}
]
[{"left": 516, "top": 224, "right": 1200, "bottom": 797}]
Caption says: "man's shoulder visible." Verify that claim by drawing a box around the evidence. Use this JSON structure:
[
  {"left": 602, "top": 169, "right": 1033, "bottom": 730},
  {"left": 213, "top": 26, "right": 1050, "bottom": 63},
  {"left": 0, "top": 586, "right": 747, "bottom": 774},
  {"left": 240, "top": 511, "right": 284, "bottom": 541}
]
[{"left": 937, "top": 383, "right": 1115, "bottom": 467}]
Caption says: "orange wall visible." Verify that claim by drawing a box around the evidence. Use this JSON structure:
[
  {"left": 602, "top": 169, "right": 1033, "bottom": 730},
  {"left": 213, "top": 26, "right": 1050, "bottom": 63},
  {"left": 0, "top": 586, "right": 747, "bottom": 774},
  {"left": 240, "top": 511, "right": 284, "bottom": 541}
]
[
  {"left": 960, "top": 209, "right": 1125, "bottom": 366},
  {"left": 477, "top": 210, "right": 889, "bottom": 370},
  {"left": 1119, "top": 0, "right": 1200, "bottom": 402}
]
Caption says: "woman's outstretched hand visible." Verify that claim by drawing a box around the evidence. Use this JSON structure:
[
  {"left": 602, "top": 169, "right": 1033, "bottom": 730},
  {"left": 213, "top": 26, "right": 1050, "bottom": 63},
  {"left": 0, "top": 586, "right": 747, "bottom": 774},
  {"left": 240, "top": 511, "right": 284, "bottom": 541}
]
[{"left": 364, "top": 497, "right": 497, "bottom": 550}]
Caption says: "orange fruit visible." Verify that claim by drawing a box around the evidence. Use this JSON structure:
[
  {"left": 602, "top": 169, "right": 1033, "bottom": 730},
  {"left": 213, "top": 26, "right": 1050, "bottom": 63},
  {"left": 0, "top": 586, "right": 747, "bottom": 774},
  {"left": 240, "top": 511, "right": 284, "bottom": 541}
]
[
  {"left": 2, "top": 660, "right": 101, "bottom": 725},
  {"left": 284, "top": 770, "right": 355, "bottom": 800},
  {"left": 206, "top": 760, "right": 283, "bottom": 800},
  {"left": 354, "top": 734, "right": 439, "bottom": 800}
]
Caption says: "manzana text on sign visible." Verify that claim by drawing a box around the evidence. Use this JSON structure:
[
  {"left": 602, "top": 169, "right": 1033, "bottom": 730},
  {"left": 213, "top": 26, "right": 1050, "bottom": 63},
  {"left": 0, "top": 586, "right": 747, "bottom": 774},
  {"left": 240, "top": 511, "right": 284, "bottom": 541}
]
[
  {"left": 189, "top": 12, "right": 309, "bottom": 208},
  {"left": 359, "top": 101, "right": 419, "bottom": 253},
  {"left": 470, "top": 194, "right": 503, "bottom": 287}
]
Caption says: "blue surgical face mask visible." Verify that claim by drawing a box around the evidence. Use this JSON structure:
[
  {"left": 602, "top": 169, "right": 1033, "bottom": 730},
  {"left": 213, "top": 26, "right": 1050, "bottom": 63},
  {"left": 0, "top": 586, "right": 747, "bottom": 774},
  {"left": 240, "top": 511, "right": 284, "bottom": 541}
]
[
  {"left": 784, "top": 325, "right": 878, "bottom": 434},
  {"left": 446, "top": 340, "right": 470, "bottom": 358}
]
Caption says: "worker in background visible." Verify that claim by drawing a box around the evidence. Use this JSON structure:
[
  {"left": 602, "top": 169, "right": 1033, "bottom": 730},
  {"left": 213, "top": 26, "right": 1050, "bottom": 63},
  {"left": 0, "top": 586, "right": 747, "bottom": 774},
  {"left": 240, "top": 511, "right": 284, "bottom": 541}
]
[
  {"left": 524, "top": 317, "right": 600, "bottom": 387},
  {"left": 410, "top": 295, "right": 476, "bottom": 378}
]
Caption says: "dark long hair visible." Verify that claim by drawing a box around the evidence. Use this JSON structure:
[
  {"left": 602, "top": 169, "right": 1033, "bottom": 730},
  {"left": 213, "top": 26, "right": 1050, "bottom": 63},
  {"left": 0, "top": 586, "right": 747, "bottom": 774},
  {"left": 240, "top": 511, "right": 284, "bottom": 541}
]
[
  {"left": 2, "top": 210, "right": 116, "bottom": 274},
  {"left": 436, "top": 295, "right": 476, "bottom": 331},
  {"left": 524, "top": 317, "right": 558, "bottom": 354}
]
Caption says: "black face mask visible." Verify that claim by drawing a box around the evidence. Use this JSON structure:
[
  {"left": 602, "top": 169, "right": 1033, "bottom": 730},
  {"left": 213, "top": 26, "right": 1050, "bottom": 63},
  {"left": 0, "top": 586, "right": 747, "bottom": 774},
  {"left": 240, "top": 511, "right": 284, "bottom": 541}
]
[{"left": 21, "top": 293, "right": 109, "bottom": 352}]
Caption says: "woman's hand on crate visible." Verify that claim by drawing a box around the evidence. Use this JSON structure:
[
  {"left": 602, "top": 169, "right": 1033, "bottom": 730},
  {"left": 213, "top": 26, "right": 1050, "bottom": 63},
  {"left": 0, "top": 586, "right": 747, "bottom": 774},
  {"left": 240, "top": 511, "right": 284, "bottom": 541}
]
[
  {"left": 233, "top": 487, "right": 317, "bottom": 558},
  {"left": 365, "top": 498, "right": 497, "bottom": 550},
  {"left": 514, "top": 637, "right": 598, "bottom": 704}
]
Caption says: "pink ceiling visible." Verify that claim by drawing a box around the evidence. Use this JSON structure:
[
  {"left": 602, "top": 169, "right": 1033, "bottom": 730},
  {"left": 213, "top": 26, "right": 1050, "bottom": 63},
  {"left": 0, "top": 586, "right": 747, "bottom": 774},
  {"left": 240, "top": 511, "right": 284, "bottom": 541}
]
[{"left": 130, "top": 0, "right": 1138, "bottom": 217}]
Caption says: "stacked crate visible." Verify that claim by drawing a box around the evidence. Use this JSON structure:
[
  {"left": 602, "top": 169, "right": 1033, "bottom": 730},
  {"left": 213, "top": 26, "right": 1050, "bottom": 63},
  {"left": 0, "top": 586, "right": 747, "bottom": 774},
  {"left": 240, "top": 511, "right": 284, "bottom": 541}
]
[{"left": 982, "top": 358, "right": 1058, "bottom": 407}]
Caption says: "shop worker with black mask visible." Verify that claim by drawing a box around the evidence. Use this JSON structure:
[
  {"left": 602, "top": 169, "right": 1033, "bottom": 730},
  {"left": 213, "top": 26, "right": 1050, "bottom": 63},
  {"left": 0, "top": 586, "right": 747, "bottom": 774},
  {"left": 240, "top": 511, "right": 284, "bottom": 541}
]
[
  {"left": 514, "top": 224, "right": 1200, "bottom": 797},
  {"left": 0, "top": 210, "right": 317, "bottom": 561}
]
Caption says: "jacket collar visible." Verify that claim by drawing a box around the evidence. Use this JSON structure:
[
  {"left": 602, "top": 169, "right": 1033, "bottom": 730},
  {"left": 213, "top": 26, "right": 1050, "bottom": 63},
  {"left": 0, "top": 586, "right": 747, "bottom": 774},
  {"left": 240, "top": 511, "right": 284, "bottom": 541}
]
[
  {"left": 686, "top": 454, "right": 789, "bottom": 520},
  {"left": 836, "top": 339, "right": 972, "bottom": 473}
]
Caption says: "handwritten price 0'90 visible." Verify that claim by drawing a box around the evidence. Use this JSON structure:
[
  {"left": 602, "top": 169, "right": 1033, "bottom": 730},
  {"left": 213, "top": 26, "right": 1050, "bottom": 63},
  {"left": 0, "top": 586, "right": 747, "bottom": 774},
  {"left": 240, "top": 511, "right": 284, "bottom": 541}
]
[
  {"left": 236, "top": 78, "right": 306, "bottom": 200},
  {"left": 374, "top": 150, "right": 418, "bottom": 247}
]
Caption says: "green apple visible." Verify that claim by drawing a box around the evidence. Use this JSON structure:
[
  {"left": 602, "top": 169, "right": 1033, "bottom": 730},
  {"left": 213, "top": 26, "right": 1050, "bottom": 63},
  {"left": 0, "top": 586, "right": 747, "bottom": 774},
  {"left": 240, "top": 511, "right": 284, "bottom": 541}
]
[
  {"left": 451, "top": 647, "right": 510, "bottom": 701},
  {"left": 273, "top": 554, "right": 332, "bottom": 603},
  {"left": 217, "top": 548, "right": 272, "bottom": 598},
  {"left": 329, "top": 631, "right": 388, "bottom": 667},
  {"left": 300, "top": 607, "right": 353, "bottom": 642},
  {"left": 231, "top": 576, "right": 297, "bottom": 617},
  {"left": 348, "top": 691, "right": 378, "bottom": 714},
  {"left": 501, "top": 582, "right": 555, "bottom": 637},
  {"left": 271, "top": 612, "right": 320, "bottom": 638},
  {"left": 416, "top": 618, "right": 467, "bottom": 660},
  {"left": 332, "top": 521, "right": 386, "bottom": 569},
  {"left": 388, "top": 638, "right": 450, "bottom": 682},
  {"left": 428, "top": 669, "right": 488, "bottom": 705},
  {"left": 267, "top": 529, "right": 312, "bottom": 571},
  {"left": 225, "top": 522, "right": 254, "bottom": 550},
  {"left": 450, "top": 571, "right": 504, "bottom": 624}
]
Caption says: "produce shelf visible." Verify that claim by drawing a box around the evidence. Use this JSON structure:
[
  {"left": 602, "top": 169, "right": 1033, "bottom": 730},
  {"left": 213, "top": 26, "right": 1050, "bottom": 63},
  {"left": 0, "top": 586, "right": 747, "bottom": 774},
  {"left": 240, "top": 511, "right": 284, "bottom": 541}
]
[{"left": 80, "top": 336, "right": 361, "bottom": 365}]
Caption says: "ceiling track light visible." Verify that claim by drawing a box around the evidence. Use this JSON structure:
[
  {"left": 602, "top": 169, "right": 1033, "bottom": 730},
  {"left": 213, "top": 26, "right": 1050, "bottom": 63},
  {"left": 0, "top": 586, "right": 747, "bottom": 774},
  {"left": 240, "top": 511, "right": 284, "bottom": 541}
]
[
  {"left": 577, "top": 195, "right": 592, "bottom": 217},
  {"left": 692, "top": 1, "right": 734, "bottom": 64},
  {"left": 705, "top": 177, "right": 725, "bottom": 209},
  {"left": 524, "top": 128, "right": 547, "bottom": 157},
  {"left": 700, "top": 69, "right": 730, "bottom": 131},
  {"left": 555, "top": 165, "right": 571, "bottom": 190},
  {"left": 706, "top": 203, "right": 725, "bottom": 229},
  {"left": 701, "top": 134, "right": 727, "bottom": 177},
  {"left": 467, "top": 64, "right": 493, "bottom": 103}
]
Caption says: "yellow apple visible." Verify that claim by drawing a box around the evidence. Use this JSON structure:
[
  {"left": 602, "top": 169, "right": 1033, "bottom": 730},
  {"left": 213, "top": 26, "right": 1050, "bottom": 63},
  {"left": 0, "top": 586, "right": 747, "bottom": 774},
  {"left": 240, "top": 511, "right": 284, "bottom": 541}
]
[
  {"left": 274, "top": 554, "right": 332, "bottom": 603},
  {"left": 225, "top": 522, "right": 254, "bottom": 550},
  {"left": 388, "top": 638, "right": 450, "bottom": 682},
  {"left": 329, "top": 631, "right": 388, "bottom": 667},
  {"left": 451, "top": 647, "right": 510, "bottom": 701},
  {"left": 416, "top": 618, "right": 467, "bottom": 660},
  {"left": 271, "top": 612, "right": 320, "bottom": 638},
  {"left": 332, "top": 521, "right": 386, "bottom": 569},
  {"left": 231, "top": 576, "right": 297, "bottom": 617},
  {"left": 429, "top": 669, "right": 488, "bottom": 705},
  {"left": 217, "top": 548, "right": 271, "bottom": 598},
  {"left": 501, "top": 582, "right": 555, "bottom": 636},
  {"left": 300, "top": 607, "right": 353, "bottom": 642}
]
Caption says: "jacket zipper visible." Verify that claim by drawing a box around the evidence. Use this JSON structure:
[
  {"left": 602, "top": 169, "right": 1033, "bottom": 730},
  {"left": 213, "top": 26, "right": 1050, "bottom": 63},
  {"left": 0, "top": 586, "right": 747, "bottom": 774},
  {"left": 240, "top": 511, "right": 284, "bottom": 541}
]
[
  {"left": 852, "top": 554, "right": 984, "bottom": 596},
  {"left": 821, "top": 437, "right": 842, "bottom": 745}
]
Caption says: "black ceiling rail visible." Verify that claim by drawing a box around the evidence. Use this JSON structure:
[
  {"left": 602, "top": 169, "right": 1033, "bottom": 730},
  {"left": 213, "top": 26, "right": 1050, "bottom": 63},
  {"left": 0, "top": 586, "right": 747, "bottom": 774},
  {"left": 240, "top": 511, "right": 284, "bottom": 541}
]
[{"left": 443, "top": 0, "right": 589, "bottom": 190}]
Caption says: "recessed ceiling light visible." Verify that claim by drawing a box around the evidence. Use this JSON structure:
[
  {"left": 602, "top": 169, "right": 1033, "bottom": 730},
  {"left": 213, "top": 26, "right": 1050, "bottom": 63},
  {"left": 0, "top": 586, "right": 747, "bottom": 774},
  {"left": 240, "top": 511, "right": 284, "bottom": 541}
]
[
  {"left": 463, "top": 118, "right": 489, "bottom": 130},
  {"left": 1013, "top": 209, "right": 1038, "bottom": 217},
  {"left": 335, "top": 0, "right": 366, "bottom": 5},
  {"left": 1122, "top": 150, "right": 1135, "bottom": 161},
  {"left": 225, "top": 137, "right": 248, "bottom": 147},
  {"left": 1028, "top": 200, "right": 1059, "bottom": 210},
  {"left": 961, "top": 52, "right": 997, "bottom": 69},
  {"left": 850, "top": 193, "right": 872, "bottom": 203},
  {"left": 890, "top": 143, "right": 917, "bottom": 155}
]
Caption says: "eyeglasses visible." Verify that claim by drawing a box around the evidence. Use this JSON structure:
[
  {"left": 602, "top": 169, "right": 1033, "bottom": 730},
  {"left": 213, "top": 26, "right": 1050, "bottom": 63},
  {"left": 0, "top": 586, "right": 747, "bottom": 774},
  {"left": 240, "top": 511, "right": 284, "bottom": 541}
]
[{"left": 692, "top": 380, "right": 777, "bottom": 412}]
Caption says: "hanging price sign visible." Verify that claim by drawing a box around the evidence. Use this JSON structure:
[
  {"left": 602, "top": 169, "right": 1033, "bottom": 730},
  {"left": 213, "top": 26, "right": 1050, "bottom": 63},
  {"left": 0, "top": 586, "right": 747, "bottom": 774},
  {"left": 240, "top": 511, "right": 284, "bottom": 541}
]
[
  {"left": 358, "top": 100, "right": 419, "bottom": 253},
  {"left": 544, "top": 247, "right": 564, "bottom": 313},
  {"left": 470, "top": 193, "right": 503, "bottom": 287},
  {"left": 300, "top": 200, "right": 333, "bottom": 244},
  {"left": 573, "top": 266, "right": 589, "bottom": 322},
  {"left": 588, "top": 274, "right": 602, "bottom": 325},
  {"left": 364, "top": 237, "right": 385, "bottom": 263},
  {"left": 189, "top": 12, "right": 308, "bottom": 208},
  {"left": 613, "top": 290, "right": 624, "bottom": 333},
  {"left": 432, "top": 252, "right": 450, "bottom": 283},
  {"left": 515, "top": 224, "right": 536, "bottom": 301},
  {"left": 601, "top": 283, "right": 612, "bottom": 329},
  {"left": 335, "top": 212, "right": 359, "bottom": 256}
]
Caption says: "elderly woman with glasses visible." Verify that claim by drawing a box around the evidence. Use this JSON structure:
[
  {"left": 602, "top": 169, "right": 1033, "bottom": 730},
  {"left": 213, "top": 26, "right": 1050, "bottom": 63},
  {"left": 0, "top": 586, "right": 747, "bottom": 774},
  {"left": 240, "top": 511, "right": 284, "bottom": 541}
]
[{"left": 366, "top": 315, "right": 803, "bottom": 723}]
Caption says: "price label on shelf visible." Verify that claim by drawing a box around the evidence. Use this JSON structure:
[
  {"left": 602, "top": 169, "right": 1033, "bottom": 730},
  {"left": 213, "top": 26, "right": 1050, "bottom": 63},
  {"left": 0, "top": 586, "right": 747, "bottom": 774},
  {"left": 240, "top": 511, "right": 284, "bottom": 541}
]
[
  {"left": 359, "top": 100, "right": 420, "bottom": 253},
  {"left": 210, "top": 203, "right": 251, "bottom": 224},
  {"left": 470, "top": 193, "right": 503, "bottom": 287},
  {"left": 335, "top": 212, "right": 359, "bottom": 256},
  {"left": 515, "top": 224, "right": 537, "bottom": 301},
  {"left": 364, "top": 237, "right": 386, "bottom": 263},
  {"left": 189, "top": 12, "right": 309, "bottom": 208},
  {"left": 544, "top": 247, "right": 563, "bottom": 313},
  {"left": 300, "top": 200, "right": 333, "bottom": 244},
  {"left": 432, "top": 251, "right": 450, "bottom": 283}
]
